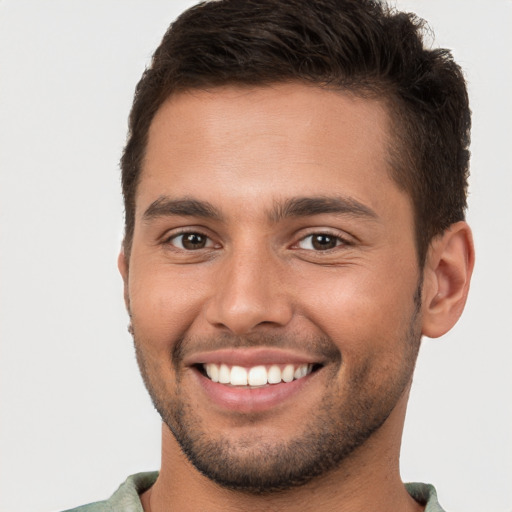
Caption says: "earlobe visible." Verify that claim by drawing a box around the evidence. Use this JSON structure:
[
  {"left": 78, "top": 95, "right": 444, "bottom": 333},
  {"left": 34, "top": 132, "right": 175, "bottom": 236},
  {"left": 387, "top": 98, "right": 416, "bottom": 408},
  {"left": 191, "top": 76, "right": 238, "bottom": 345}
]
[
  {"left": 118, "top": 249, "right": 128, "bottom": 282},
  {"left": 117, "top": 249, "right": 130, "bottom": 311},
  {"left": 421, "top": 221, "right": 475, "bottom": 338}
]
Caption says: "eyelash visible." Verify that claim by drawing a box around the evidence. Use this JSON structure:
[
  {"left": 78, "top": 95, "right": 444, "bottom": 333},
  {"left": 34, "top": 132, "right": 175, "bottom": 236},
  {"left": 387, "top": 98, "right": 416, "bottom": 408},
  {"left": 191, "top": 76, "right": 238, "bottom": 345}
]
[
  {"left": 164, "top": 230, "right": 216, "bottom": 250},
  {"left": 295, "top": 232, "right": 351, "bottom": 251},
  {"left": 163, "top": 229, "right": 351, "bottom": 252}
]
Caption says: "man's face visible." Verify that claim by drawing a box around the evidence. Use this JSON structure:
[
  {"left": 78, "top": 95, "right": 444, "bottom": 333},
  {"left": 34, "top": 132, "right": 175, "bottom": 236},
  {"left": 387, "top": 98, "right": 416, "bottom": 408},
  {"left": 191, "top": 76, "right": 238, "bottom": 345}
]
[{"left": 121, "top": 83, "right": 423, "bottom": 492}]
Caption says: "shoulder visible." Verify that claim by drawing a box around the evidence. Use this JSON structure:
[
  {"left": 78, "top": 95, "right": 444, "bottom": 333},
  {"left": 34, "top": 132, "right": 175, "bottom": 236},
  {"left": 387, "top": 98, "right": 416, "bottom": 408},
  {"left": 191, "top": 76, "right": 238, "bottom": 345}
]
[
  {"left": 405, "top": 482, "right": 446, "bottom": 512},
  {"left": 61, "top": 472, "right": 159, "bottom": 512},
  {"left": 61, "top": 503, "right": 109, "bottom": 512}
]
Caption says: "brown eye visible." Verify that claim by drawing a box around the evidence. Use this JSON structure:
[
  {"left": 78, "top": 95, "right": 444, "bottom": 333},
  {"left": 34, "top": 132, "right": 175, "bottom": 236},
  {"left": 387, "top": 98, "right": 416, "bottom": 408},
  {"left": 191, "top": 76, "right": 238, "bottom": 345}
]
[
  {"left": 298, "top": 233, "right": 342, "bottom": 251},
  {"left": 182, "top": 233, "right": 207, "bottom": 249},
  {"left": 169, "top": 232, "right": 212, "bottom": 250},
  {"left": 311, "top": 234, "right": 338, "bottom": 250}
]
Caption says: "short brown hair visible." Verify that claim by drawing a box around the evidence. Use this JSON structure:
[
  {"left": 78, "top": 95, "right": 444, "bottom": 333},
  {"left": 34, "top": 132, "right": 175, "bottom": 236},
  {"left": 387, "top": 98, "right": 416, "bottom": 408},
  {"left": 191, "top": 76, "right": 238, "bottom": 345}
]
[{"left": 121, "top": 0, "right": 470, "bottom": 265}]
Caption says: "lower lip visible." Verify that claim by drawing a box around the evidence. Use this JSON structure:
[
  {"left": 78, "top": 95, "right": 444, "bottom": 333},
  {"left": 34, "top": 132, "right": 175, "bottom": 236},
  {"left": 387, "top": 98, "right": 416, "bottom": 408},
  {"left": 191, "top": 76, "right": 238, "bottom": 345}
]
[{"left": 192, "top": 368, "right": 318, "bottom": 413}]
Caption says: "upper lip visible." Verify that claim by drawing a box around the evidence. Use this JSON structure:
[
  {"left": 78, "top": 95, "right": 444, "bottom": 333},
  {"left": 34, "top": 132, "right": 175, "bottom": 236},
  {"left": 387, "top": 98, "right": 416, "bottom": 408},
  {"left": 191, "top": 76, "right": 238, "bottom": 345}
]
[{"left": 184, "top": 348, "right": 324, "bottom": 368}]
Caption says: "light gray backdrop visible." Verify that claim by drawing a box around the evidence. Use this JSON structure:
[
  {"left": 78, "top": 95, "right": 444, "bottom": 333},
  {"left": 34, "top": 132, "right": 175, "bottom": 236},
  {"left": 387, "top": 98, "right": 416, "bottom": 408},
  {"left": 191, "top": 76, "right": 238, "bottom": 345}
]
[{"left": 1, "top": 1, "right": 511, "bottom": 511}]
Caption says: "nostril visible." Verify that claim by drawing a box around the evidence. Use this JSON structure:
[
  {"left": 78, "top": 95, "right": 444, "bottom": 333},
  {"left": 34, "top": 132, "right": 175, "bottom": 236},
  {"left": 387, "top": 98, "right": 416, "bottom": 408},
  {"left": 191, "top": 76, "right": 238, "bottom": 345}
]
[
  {"left": 257, "top": 320, "right": 283, "bottom": 327},
  {"left": 204, "top": 281, "right": 294, "bottom": 336}
]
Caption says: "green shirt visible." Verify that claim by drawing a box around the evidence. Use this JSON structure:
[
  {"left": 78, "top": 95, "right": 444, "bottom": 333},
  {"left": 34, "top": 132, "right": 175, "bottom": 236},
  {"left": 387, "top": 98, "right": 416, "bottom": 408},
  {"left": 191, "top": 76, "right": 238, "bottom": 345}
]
[{"left": 62, "top": 472, "right": 446, "bottom": 511}]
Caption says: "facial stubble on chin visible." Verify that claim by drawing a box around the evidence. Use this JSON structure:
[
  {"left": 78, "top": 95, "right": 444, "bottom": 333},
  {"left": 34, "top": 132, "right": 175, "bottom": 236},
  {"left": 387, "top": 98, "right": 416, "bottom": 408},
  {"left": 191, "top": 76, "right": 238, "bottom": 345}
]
[{"left": 131, "top": 283, "right": 423, "bottom": 495}]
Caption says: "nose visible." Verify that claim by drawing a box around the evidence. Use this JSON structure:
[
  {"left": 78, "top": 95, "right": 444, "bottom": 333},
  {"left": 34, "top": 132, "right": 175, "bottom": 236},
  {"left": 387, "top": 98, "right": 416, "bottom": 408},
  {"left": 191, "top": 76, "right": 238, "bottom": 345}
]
[{"left": 204, "top": 247, "right": 293, "bottom": 335}]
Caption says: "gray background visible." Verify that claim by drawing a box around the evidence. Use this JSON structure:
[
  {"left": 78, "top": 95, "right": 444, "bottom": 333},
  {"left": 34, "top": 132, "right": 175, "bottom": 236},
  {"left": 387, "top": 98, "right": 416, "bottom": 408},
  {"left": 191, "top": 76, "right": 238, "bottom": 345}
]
[{"left": 1, "top": 1, "right": 511, "bottom": 511}]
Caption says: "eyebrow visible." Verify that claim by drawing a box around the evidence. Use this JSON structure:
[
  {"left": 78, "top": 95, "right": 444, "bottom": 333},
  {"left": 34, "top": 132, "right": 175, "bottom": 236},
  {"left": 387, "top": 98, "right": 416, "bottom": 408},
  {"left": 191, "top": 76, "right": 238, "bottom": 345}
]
[
  {"left": 270, "top": 196, "right": 378, "bottom": 222},
  {"left": 143, "top": 197, "right": 222, "bottom": 222},
  {"left": 142, "top": 195, "right": 378, "bottom": 223}
]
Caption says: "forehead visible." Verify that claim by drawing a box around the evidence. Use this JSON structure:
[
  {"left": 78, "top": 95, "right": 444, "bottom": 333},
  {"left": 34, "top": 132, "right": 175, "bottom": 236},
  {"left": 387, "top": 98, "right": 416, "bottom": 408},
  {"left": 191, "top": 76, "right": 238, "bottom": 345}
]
[{"left": 138, "top": 83, "right": 403, "bottom": 220}]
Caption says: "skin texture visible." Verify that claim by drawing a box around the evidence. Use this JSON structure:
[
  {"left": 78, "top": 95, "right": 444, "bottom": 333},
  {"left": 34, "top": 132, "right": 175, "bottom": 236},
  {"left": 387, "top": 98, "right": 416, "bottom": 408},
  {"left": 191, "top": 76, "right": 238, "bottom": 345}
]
[{"left": 119, "top": 83, "right": 474, "bottom": 512}]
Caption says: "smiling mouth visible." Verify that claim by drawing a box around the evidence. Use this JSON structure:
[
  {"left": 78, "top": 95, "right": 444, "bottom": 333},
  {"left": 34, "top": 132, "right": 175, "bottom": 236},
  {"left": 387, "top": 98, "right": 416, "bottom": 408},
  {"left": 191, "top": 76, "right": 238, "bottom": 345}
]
[{"left": 197, "top": 363, "right": 323, "bottom": 387}]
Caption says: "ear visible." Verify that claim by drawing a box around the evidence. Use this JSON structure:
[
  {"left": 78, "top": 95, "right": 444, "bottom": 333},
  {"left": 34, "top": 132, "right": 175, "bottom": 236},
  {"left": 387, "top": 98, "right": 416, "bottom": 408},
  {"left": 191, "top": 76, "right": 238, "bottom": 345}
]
[
  {"left": 421, "top": 221, "right": 475, "bottom": 338},
  {"left": 117, "top": 248, "right": 130, "bottom": 311}
]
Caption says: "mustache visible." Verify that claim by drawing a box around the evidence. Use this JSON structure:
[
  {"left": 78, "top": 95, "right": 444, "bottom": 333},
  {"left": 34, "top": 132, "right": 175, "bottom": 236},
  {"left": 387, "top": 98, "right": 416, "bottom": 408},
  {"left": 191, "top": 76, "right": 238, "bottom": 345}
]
[{"left": 172, "top": 331, "right": 342, "bottom": 366}]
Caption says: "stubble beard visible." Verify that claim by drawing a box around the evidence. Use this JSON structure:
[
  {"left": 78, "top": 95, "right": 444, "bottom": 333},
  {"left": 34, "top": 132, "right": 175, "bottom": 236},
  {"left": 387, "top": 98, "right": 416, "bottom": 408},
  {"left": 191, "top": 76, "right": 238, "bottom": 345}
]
[{"left": 132, "top": 287, "right": 423, "bottom": 494}]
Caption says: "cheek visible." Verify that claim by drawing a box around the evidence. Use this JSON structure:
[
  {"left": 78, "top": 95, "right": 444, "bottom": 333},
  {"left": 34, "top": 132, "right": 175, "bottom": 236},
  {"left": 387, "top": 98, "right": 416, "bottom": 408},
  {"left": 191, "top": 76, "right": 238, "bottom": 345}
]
[
  {"left": 128, "top": 261, "right": 209, "bottom": 351},
  {"left": 297, "top": 259, "right": 419, "bottom": 355}
]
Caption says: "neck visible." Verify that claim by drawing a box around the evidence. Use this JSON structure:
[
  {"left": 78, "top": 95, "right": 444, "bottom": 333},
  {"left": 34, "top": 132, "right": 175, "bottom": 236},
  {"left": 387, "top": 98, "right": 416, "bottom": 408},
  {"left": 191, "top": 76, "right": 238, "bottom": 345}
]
[{"left": 142, "top": 390, "right": 423, "bottom": 512}]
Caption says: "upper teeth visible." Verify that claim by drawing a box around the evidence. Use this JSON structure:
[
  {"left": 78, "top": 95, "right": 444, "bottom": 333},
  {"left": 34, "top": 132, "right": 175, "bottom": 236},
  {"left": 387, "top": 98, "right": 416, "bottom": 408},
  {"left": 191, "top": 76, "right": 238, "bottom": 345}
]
[{"left": 204, "top": 363, "right": 312, "bottom": 387}]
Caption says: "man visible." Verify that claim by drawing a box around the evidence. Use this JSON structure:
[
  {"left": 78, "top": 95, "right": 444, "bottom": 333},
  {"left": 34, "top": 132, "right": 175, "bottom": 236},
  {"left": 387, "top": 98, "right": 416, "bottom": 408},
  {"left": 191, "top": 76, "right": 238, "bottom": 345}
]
[{"left": 67, "top": 0, "right": 474, "bottom": 510}]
